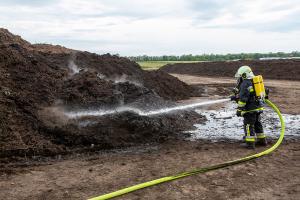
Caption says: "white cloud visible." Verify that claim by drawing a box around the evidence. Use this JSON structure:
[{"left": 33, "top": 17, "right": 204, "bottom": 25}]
[{"left": 0, "top": 0, "right": 299, "bottom": 55}]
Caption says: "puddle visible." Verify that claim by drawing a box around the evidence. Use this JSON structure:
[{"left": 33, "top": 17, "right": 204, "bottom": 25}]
[{"left": 188, "top": 102, "right": 300, "bottom": 141}]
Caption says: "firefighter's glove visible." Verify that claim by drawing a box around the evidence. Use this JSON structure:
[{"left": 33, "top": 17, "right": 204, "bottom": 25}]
[
  {"left": 232, "top": 87, "right": 239, "bottom": 95},
  {"left": 236, "top": 110, "right": 242, "bottom": 117},
  {"left": 230, "top": 95, "right": 237, "bottom": 102}
]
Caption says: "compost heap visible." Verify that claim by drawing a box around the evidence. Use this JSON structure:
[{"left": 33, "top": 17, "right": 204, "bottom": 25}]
[
  {"left": 160, "top": 59, "right": 300, "bottom": 80},
  {"left": 0, "top": 28, "right": 202, "bottom": 158}
]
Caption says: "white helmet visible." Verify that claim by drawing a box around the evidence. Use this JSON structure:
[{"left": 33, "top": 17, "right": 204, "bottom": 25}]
[{"left": 235, "top": 65, "right": 254, "bottom": 79}]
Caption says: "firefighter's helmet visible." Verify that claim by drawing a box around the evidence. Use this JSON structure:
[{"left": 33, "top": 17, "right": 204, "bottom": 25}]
[{"left": 235, "top": 65, "right": 254, "bottom": 79}]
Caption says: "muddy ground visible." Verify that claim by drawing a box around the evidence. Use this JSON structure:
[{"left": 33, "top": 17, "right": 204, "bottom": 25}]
[{"left": 1, "top": 73, "right": 300, "bottom": 199}]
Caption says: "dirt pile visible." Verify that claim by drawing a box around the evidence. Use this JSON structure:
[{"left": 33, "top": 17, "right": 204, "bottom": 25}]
[
  {"left": 0, "top": 28, "right": 202, "bottom": 158},
  {"left": 160, "top": 60, "right": 300, "bottom": 80}
]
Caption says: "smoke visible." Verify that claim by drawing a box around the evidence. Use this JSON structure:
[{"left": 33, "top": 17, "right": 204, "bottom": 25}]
[
  {"left": 38, "top": 106, "right": 70, "bottom": 126},
  {"left": 97, "top": 73, "right": 142, "bottom": 86},
  {"left": 68, "top": 59, "right": 80, "bottom": 75},
  {"left": 65, "top": 99, "right": 230, "bottom": 118},
  {"left": 68, "top": 53, "right": 81, "bottom": 75}
]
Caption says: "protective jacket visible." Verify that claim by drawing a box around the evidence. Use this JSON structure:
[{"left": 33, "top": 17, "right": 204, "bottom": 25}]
[{"left": 237, "top": 79, "right": 264, "bottom": 112}]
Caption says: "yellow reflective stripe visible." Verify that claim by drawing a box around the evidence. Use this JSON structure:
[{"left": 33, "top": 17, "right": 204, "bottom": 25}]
[
  {"left": 247, "top": 86, "right": 254, "bottom": 93},
  {"left": 238, "top": 101, "right": 246, "bottom": 107},
  {"left": 257, "top": 133, "right": 266, "bottom": 139},
  {"left": 238, "top": 101, "right": 246, "bottom": 105},
  {"left": 245, "top": 137, "right": 255, "bottom": 142},
  {"left": 246, "top": 124, "right": 250, "bottom": 136},
  {"left": 241, "top": 107, "right": 264, "bottom": 115}
]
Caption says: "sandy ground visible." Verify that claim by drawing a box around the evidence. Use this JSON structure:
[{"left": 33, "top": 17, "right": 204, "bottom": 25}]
[{"left": 1, "top": 75, "right": 300, "bottom": 200}]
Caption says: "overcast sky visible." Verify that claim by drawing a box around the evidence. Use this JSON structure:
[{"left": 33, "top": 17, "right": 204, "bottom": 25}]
[{"left": 1, "top": 0, "right": 300, "bottom": 56}]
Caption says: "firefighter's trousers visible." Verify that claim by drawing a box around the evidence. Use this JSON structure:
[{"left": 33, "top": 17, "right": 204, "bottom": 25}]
[{"left": 243, "top": 112, "right": 265, "bottom": 142}]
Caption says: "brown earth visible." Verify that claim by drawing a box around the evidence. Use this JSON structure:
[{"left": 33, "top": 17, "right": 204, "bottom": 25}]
[
  {"left": 0, "top": 28, "right": 201, "bottom": 158},
  {"left": 1, "top": 140, "right": 299, "bottom": 200},
  {"left": 160, "top": 59, "right": 300, "bottom": 80}
]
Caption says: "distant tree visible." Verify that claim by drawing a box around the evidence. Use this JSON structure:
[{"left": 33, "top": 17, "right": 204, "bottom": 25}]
[{"left": 128, "top": 52, "right": 300, "bottom": 62}]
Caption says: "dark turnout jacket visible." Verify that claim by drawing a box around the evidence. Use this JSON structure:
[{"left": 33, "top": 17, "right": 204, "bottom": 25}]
[{"left": 237, "top": 79, "right": 263, "bottom": 111}]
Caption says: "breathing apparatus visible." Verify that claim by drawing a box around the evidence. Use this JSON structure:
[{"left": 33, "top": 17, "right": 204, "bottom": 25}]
[{"left": 252, "top": 75, "right": 266, "bottom": 99}]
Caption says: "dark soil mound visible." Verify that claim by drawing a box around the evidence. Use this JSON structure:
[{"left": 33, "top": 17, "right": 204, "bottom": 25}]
[
  {"left": 142, "top": 70, "right": 196, "bottom": 100},
  {"left": 0, "top": 28, "right": 202, "bottom": 159},
  {"left": 160, "top": 60, "right": 300, "bottom": 80}
]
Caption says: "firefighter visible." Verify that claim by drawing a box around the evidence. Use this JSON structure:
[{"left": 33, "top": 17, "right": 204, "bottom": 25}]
[{"left": 230, "top": 66, "right": 267, "bottom": 148}]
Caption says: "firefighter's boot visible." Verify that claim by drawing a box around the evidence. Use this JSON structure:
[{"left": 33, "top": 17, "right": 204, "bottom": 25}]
[
  {"left": 256, "top": 133, "right": 267, "bottom": 146},
  {"left": 245, "top": 136, "right": 256, "bottom": 149}
]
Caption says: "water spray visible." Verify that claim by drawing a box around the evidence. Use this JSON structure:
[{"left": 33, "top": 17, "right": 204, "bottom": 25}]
[{"left": 65, "top": 98, "right": 230, "bottom": 118}]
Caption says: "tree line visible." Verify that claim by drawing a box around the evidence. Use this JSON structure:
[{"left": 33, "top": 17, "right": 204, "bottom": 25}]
[{"left": 128, "top": 51, "right": 300, "bottom": 62}]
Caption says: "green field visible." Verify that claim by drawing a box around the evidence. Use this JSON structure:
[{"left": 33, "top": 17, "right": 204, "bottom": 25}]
[{"left": 137, "top": 61, "right": 200, "bottom": 70}]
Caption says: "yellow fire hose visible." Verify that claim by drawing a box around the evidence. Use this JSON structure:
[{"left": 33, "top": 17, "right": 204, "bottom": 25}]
[{"left": 88, "top": 99, "right": 285, "bottom": 200}]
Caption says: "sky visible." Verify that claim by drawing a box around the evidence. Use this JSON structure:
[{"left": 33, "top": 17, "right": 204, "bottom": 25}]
[{"left": 0, "top": 0, "right": 300, "bottom": 56}]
